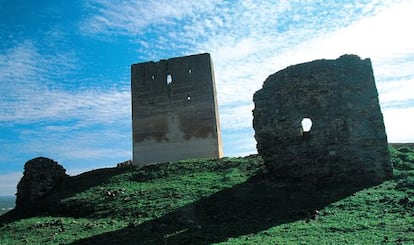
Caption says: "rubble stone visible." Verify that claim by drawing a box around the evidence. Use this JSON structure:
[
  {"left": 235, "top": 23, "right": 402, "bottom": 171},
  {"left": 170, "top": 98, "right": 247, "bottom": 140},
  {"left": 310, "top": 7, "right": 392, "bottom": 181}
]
[{"left": 16, "top": 157, "right": 68, "bottom": 207}]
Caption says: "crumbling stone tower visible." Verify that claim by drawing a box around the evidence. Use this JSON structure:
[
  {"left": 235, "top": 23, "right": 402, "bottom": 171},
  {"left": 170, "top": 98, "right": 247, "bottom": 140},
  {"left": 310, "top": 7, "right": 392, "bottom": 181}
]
[
  {"left": 131, "top": 53, "right": 223, "bottom": 165},
  {"left": 253, "top": 55, "right": 392, "bottom": 186}
]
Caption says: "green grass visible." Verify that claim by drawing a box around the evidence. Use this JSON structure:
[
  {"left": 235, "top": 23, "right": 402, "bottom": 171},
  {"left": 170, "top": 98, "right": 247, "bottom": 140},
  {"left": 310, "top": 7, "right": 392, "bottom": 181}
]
[{"left": 1, "top": 147, "right": 413, "bottom": 244}]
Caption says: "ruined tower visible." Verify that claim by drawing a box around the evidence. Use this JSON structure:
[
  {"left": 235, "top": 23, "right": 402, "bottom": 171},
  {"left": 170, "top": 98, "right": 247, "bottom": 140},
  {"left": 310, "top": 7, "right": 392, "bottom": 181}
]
[
  {"left": 253, "top": 55, "right": 392, "bottom": 186},
  {"left": 131, "top": 53, "right": 223, "bottom": 165}
]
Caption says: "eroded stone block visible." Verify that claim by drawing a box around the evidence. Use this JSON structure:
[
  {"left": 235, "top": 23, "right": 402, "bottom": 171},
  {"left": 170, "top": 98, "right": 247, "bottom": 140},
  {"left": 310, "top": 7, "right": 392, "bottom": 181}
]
[
  {"left": 253, "top": 54, "right": 392, "bottom": 186},
  {"left": 16, "top": 157, "right": 68, "bottom": 207}
]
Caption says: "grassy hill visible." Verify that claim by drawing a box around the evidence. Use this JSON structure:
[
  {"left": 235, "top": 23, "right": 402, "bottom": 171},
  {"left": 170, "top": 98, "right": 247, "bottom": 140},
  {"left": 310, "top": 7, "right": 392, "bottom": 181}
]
[{"left": 0, "top": 145, "right": 413, "bottom": 244}]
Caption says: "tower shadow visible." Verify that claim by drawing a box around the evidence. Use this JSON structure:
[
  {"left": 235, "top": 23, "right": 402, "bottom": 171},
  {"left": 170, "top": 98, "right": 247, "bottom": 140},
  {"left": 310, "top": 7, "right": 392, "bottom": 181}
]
[{"left": 71, "top": 173, "right": 365, "bottom": 245}]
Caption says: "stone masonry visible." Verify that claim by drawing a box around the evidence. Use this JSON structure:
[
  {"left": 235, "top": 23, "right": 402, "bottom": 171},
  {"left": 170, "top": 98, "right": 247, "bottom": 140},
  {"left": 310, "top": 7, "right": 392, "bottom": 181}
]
[
  {"left": 16, "top": 157, "right": 68, "bottom": 207},
  {"left": 131, "top": 53, "right": 223, "bottom": 165},
  {"left": 253, "top": 54, "right": 392, "bottom": 186}
]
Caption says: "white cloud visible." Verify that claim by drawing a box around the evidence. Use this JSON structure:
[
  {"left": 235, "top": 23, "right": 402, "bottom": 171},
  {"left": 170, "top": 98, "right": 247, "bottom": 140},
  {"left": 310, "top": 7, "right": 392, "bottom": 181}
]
[
  {"left": 0, "top": 41, "right": 132, "bottom": 174},
  {"left": 314, "top": 1, "right": 414, "bottom": 60},
  {"left": 0, "top": 172, "right": 21, "bottom": 196},
  {"left": 60, "top": 0, "right": 414, "bottom": 157},
  {"left": 383, "top": 107, "right": 414, "bottom": 142},
  {"left": 0, "top": 42, "right": 130, "bottom": 125},
  {"left": 17, "top": 126, "right": 130, "bottom": 156},
  {"left": 0, "top": 88, "right": 131, "bottom": 125},
  {"left": 219, "top": 103, "right": 254, "bottom": 131},
  {"left": 208, "top": 0, "right": 414, "bottom": 145},
  {"left": 2, "top": 0, "right": 413, "bottom": 179},
  {"left": 378, "top": 78, "right": 414, "bottom": 105},
  {"left": 222, "top": 129, "right": 257, "bottom": 157},
  {"left": 81, "top": 0, "right": 220, "bottom": 36}
]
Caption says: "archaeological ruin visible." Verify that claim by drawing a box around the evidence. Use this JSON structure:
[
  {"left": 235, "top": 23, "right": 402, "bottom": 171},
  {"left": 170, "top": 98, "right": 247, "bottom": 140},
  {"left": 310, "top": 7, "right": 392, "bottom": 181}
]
[
  {"left": 253, "top": 54, "right": 392, "bottom": 186},
  {"left": 131, "top": 53, "right": 223, "bottom": 165}
]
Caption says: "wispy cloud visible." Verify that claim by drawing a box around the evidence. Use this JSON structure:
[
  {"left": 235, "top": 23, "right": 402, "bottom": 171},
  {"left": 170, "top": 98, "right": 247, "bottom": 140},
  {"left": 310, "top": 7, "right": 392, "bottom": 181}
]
[
  {"left": 80, "top": 0, "right": 220, "bottom": 36},
  {"left": 0, "top": 41, "right": 130, "bottom": 125},
  {"left": 2, "top": 1, "right": 413, "bottom": 169},
  {"left": 383, "top": 107, "right": 414, "bottom": 142},
  {"left": 222, "top": 129, "right": 256, "bottom": 157},
  {"left": 219, "top": 104, "right": 254, "bottom": 131},
  {"left": 0, "top": 172, "right": 21, "bottom": 195},
  {"left": 199, "top": 1, "right": 414, "bottom": 141},
  {"left": 1, "top": 0, "right": 413, "bottom": 196},
  {"left": 79, "top": 0, "right": 414, "bottom": 151},
  {"left": 378, "top": 78, "right": 414, "bottom": 106},
  {"left": 210, "top": 1, "right": 414, "bottom": 127},
  {"left": 0, "top": 41, "right": 132, "bottom": 170}
]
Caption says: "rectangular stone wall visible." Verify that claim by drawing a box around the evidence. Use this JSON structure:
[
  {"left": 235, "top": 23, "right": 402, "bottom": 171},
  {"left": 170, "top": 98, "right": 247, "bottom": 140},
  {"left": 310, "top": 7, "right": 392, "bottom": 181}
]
[{"left": 131, "top": 53, "right": 223, "bottom": 165}]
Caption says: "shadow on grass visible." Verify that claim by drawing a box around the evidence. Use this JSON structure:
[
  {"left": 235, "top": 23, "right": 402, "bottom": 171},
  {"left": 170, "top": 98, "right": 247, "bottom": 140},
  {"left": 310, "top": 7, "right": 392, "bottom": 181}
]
[
  {"left": 0, "top": 166, "right": 134, "bottom": 224},
  {"left": 70, "top": 173, "right": 366, "bottom": 245}
]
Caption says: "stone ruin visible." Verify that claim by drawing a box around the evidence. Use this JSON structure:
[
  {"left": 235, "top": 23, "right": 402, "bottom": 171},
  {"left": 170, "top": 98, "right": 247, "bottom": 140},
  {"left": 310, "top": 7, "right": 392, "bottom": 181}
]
[
  {"left": 16, "top": 157, "right": 68, "bottom": 207},
  {"left": 131, "top": 53, "right": 223, "bottom": 165},
  {"left": 253, "top": 54, "right": 392, "bottom": 186}
]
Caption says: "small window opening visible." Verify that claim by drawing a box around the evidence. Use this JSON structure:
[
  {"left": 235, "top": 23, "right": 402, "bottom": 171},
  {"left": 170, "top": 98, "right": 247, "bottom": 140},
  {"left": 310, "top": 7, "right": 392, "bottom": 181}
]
[
  {"left": 187, "top": 94, "right": 191, "bottom": 101},
  {"left": 188, "top": 68, "right": 192, "bottom": 74},
  {"left": 151, "top": 74, "right": 155, "bottom": 80},
  {"left": 301, "top": 118, "right": 312, "bottom": 132},
  {"left": 167, "top": 74, "right": 172, "bottom": 85}
]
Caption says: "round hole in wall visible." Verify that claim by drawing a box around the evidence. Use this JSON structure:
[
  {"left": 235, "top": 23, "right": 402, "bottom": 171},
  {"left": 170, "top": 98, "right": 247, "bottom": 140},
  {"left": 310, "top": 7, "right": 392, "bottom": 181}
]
[{"left": 301, "top": 118, "right": 312, "bottom": 132}]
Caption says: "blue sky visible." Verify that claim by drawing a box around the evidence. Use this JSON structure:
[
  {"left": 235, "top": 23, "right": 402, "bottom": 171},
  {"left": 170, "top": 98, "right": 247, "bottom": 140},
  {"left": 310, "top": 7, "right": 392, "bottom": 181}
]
[{"left": 1, "top": 0, "right": 413, "bottom": 196}]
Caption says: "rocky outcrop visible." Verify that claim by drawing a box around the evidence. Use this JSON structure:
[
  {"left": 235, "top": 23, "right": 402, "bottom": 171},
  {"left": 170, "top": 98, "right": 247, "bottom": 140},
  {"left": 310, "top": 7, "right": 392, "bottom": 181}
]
[
  {"left": 16, "top": 157, "right": 68, "bottom": 207},
  {"left": 253, "top": 54, "right": 392, "bottom": 186}
]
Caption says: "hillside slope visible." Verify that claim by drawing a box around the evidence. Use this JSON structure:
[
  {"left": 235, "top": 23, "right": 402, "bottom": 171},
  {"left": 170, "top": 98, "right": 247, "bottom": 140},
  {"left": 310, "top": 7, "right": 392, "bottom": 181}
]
[{"left": 0, "top": 146, "right": 413, "bottom": 244}]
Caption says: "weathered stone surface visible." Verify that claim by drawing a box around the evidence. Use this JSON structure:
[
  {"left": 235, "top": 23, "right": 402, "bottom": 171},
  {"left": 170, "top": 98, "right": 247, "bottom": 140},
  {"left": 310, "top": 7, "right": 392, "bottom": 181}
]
[
  {"left": 253, "top": 54, "right": 392, "bottom": 186},
  {"left": 131, "top": 53, "right": 223, "bottom": 165},
  {"left": 116, "top": 160, "right": 132, "bottom": 168},
  {"left": 16, "top": 157, "right": 68, "bottom": 207}
]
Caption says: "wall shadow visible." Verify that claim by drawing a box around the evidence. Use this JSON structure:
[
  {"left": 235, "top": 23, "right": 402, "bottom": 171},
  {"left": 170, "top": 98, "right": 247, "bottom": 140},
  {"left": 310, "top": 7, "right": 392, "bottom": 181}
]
[{"left": 71, "top": 173, "right": 366, "bottom": 245}]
